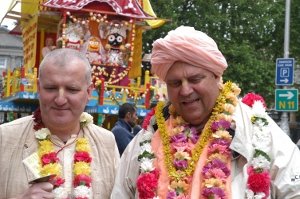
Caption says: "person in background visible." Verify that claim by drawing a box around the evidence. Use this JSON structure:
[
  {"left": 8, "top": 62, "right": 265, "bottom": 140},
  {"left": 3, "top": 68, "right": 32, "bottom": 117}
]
[
  {"left": 133, "top": 123, "right": 142, "bottom": 136},
  {"left": 42, "top": 37, "right": 56, "bottom": 58},
  {"left": 111, "top": 26, "right": 300, "bottom": 198},
  {"left": 0, "top": 48, "right": 120, "bottom": 199},
  {"left": 112, "top": 103, "right": 139, "bottom": 156}
]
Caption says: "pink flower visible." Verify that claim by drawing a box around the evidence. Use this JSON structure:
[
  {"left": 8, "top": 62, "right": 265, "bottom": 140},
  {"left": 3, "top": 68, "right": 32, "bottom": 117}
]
[
  {"left": 74, "top": 151, "right": 92, "bottom": 163},
  {"left": 203, "top": 168, "right": 227, "bottom": 179},
  {"left": 211, "top": 120, "right": 231, "bottom": 132},
  {"left": 242, "top": 93, "right": 267, "bottom": 108},
  {"left": 74, "top": 174, "right": 92, "bottom": 187},
  {"left": 174, "top": 159, "right": 188, "bottom": 170},
  {"left": 137, "top": 169, "right": 159, "bottom": 199},
  {"left": 202, "top": 187, "right": 225, "bottom": 199},
  {"left": 49, "top": 175, "right": 65, "bottom": 187},
  {"left": 208, "top": 144, "right": 230, "bottom": 156},
  {"left": 247, "top": 169, "right": 270, "bottom": 196},
  {"left": 142, "top": 109, "right": 155, "bottom": 129},
  {"left": 41, "top": 152, "right": 59, "bottom": 165},
  {"left": 33, "top": 108, "right": 45, "bottom": 130}
]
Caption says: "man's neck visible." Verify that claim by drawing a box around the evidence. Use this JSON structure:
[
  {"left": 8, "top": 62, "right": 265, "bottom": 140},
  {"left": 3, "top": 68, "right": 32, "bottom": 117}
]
[{"left": 47, "top": 124, "right": 80, "bottom": 143}]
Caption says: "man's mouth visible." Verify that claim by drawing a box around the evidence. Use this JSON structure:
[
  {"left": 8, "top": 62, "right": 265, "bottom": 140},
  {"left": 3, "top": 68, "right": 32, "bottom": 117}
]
[{"left": 182, "top": 98, "right": 199, "bottom": 105}]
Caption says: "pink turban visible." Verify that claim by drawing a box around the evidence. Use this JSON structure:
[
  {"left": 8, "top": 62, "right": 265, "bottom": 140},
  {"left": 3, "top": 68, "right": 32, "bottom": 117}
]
[{"left": 151, "top": 26, "right": 228, "bottom": 80}]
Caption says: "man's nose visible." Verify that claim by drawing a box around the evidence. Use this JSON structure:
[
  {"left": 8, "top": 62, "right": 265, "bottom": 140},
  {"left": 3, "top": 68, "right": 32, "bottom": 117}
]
[
  {"left": 179, "top": 81, "right": 193, "bottom": 96},
  {"left": 54, "top": 88, "right": 67, "bottom": 105}
]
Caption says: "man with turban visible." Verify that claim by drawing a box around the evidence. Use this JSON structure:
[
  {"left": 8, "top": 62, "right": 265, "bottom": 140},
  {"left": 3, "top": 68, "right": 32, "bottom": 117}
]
[{"left": 111, "top": 26, "right": 300, "bottom": 199}]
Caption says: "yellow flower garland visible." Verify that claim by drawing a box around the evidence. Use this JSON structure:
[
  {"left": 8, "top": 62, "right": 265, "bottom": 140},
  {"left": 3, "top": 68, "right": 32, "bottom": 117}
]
[
  {"left": 155, "top": 81, "right": 237, "bottom": 181},
  {"left": 35, "top": 112, "right": 94, "bottom": 198}
]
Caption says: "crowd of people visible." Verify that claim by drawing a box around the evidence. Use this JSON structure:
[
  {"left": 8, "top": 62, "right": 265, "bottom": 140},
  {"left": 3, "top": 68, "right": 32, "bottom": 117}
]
[{"left": 0, "top": 26, "right": 300, "bottom": 199}]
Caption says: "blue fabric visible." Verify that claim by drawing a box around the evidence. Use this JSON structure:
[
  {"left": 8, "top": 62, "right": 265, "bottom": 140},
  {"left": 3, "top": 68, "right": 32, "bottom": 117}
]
[{"left": 111, "top": 119, "right": 134, "bottom": 156}]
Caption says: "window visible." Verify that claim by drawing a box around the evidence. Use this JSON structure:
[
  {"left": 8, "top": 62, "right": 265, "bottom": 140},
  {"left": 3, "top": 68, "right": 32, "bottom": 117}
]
[
  {"left": 15, "top": 57, "right": 23, "bottom": 67},
  {"left": 0, "top": 57, "right": 7, "bottom": 69}
]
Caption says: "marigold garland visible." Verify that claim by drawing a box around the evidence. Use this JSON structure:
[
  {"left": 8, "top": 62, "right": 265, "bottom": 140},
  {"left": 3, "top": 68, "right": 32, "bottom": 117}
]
[
  {"left": 147, "top": 81, "right": 240, "bottom": 198},
  {"left": 35, "top": 111, "right": 94, "bottom": 199},
  {"left": 155, "top": 82, "right": 237, "bottom": 181},
  {"left": 137, "top": 83, "right": 272, "bottom": 199}
]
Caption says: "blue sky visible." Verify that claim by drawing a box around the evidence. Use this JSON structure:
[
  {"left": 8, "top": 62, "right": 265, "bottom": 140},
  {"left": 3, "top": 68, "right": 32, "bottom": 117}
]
[{"left": 0, "top": 0, "right": 20, "bottom": 30}]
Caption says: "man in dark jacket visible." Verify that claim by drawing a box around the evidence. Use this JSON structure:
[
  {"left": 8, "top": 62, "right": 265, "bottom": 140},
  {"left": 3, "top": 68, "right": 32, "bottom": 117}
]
[{"left": 112, "top": 103, "right": 138, "bottom": 155}]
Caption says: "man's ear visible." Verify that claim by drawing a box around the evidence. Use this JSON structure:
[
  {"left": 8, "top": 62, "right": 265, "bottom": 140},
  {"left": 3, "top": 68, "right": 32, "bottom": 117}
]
[{"left": 125, "top": 112, "right": 132, "bottom": 120}]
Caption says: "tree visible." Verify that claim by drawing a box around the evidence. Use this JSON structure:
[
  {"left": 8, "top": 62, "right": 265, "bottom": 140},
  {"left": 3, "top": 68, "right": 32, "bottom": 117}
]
[{"left": 143, "top": 0, "right": 297, "bottom": 107}]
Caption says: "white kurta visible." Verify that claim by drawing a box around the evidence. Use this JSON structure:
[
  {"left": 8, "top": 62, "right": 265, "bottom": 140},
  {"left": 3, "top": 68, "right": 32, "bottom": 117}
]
[
  {"left": 111, "top": 101, "right": 300, "bottom": 199},
  {"left": 0, "top": 115, "right": 120, "bottom": 199}
]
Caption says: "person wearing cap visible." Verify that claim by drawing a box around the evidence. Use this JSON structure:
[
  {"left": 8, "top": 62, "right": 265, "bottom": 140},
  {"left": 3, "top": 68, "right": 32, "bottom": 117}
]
[{"left": 110, "top": 26, "right": 300, "bottom": 199}]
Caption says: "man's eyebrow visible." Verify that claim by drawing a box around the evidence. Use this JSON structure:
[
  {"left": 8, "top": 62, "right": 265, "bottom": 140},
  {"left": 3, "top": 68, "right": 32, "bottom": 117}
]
[{"left": 188, "top": 74, "right": 206, "bottom": 78}]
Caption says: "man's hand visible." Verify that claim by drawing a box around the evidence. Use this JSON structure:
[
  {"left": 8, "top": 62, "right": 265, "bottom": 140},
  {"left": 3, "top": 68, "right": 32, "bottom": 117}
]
[{"left": 17, "top": 182, "right": 54, "bottom": 199}]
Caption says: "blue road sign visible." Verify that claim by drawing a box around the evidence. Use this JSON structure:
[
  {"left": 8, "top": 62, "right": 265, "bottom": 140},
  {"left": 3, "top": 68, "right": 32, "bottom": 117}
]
[{"left": 275, "top": 58, "right": 294, "bottom": 85}]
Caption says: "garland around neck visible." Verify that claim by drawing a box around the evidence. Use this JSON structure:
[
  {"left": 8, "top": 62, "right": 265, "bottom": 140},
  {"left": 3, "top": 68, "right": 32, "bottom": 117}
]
[
  {"left": 34, "top": 112, "right": 94, "bottom": 199},
  {"left": 137, "top": 83, "right": 272, "bottom": 199},
  {"left": 137, "top": 81, "right": 241, "bottom": 199},
  {"left": 243, "top": 95, "right": 271, "bottom": 199}
]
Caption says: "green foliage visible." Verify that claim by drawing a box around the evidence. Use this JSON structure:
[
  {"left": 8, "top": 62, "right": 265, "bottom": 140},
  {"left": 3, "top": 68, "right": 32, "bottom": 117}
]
[{"left": 143, "top": 0, "right": 300, "bottom": 108}]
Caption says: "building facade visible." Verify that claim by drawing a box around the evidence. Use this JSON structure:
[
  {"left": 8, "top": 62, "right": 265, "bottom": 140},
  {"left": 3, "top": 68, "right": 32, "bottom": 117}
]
[{"left": 0, "top": 26, "right": 23, "bottom": 76}]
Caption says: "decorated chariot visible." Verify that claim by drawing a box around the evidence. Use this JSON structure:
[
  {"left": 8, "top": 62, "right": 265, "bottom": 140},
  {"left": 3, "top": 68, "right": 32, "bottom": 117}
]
[{"left": 0, "top": 0, "right": 167, "bottom": 126}]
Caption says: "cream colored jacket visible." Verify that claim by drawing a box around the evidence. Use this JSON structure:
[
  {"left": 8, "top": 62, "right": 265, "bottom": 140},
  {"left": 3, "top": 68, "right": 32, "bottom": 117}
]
[
  {"left": 111, "top": 101, "right": 300, "bottom": 199},
  {"left": 0, "top": 115, "right": 120, "bottom": 199}
]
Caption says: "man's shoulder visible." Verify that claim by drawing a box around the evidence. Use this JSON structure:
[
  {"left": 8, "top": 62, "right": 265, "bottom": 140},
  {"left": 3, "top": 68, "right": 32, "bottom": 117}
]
[
  {"left": 86, "top": 123, "right": 114, "bottom": 138},
  {"left": 111, "top": 125, "right": 126, "bottom": 133},
  {"left": 0, "top": 115, "right": 34, "bottom": 130},
  {"left": 0, "top": 116, "right": 35, "bottom": 147}
]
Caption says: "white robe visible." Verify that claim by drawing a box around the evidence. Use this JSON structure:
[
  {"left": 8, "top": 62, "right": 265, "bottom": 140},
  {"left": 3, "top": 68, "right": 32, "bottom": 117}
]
[
  {"left": 111, "top": 101, "right": 300, "bottom": 199},
  {"left": 0, "top": 115, "right": 120, "bottom": 199}
]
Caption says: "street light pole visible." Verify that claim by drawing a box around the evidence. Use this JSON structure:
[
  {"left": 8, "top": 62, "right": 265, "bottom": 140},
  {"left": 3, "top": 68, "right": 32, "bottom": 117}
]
[{"left": 280, "top": 0, "right": 291, "bottom": 136}]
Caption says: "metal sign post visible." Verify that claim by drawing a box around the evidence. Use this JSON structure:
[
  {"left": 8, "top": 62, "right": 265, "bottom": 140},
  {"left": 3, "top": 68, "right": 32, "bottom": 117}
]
[{"left": 279, "top": 0, "right": 291, "bottom": 136}]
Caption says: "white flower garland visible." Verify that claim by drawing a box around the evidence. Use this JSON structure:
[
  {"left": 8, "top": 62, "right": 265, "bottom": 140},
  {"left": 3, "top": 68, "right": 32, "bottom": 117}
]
[
  {"left": 245, "top": 101, "right": 271, "bottom": 199},
  {"left": 138, "top": 130, "right": 155, "bottom": 173}
]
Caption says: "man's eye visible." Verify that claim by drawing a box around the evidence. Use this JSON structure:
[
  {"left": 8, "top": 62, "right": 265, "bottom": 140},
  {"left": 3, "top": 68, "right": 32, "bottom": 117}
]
[
  {"left": 68, "top": 88, "right": 80, "bottom": 93},
  {"left": 189, "top": 78, "right": 203, "bottom": 84},
  {"left": 167, "top": 81, "right": 181, "bottom": 88},
  {"left": 44, "top": 87, "right": 56, "bottom": 90}
]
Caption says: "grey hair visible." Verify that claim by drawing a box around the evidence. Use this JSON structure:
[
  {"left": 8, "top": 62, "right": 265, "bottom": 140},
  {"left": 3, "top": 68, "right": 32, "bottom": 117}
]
[{"left": 39, "top": 48, "right": 92, "bottom": 84}]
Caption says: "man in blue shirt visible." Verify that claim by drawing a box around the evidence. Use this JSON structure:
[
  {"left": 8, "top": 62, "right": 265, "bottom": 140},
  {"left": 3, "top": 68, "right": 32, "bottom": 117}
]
[{"left": 112, "top": 103, "right": 139, "bottom": 156}]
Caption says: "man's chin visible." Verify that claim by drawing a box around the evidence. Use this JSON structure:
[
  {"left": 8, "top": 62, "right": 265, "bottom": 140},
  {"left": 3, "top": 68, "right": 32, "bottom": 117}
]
[
  {"left": 49, "top": 112, "right": 72, "bottom": 123},
  {"left": 181, "top": 111, "right": 205, "bottom": 125}
]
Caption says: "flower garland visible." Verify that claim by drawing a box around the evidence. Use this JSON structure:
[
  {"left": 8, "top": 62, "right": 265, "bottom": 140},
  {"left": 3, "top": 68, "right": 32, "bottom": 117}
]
[
  {"left": 137, "top": 81, "right": 241, "bottom": 198},
  {"left": 141, "top": 108, "right": 155, "bottom": 130},
  {"left": 242, "top": 93, "right": 271, "bottom": 199},
  {"left": 136, "top": 130, "right": 159, "bottom": 199},
  {"left": 34, "top": 110, "right": 94, "bottom": 199}
]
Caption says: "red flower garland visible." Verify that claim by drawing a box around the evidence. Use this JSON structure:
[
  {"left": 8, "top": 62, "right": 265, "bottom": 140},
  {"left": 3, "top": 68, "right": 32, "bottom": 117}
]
[
  {"left": 242, "top": 92, "right": 267, "bottom": 108},
  {"left": 243, "top": 92, "right": 271, "bottom": 199},
  {"left": 74, "top": 174, "right": 92, "bottom": 187},
  {"left": 33, "top": 108, "right": 93, "bottom": 198},
  {"left": 142, "top": 108, "right": 155, "bottom": 130},
  {"left": 247, "top": 167, "right": 270, "bottom": 196},
  {"left": 137, "top": 169, "right": 159, "bottom": 199},
  {"left": 74, "top": 151, "right": 92, "bottom": 163},
  {"left": 33, "top": 108, "right": 45, "bottom": 130},
  {"left": 41, "top": 152, "right": 59, "bottom": 166}
]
